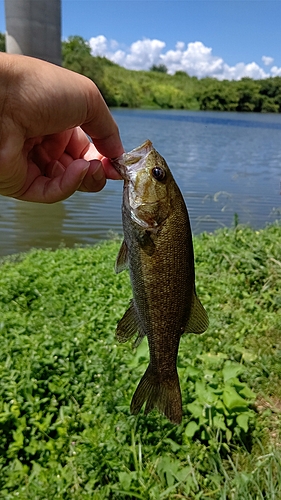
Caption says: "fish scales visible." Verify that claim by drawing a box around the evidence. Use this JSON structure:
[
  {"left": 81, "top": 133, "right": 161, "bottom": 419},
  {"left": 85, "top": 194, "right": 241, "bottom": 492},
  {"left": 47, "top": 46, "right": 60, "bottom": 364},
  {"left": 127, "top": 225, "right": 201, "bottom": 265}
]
[{"left": 113, "top": 140, "right": 208, "bottom": 424}]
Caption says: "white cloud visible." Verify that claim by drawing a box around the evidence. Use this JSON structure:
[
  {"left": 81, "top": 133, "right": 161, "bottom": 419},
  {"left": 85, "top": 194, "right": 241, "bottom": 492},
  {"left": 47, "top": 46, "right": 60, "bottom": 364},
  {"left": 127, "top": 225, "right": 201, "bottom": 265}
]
[
  {"left": 176, "top": 41, "right": 185, "bottom": 51},
  {"left": 89, "top": 35, "right": 108, "bottom": 55},
  {"left": 89, "top": 36, "right": 165, "bottom": 70},
  {"left": 262, "top": 55, "right": 274, "bottom": 66},
  {"left": 121, "top": 39, "right": 166, "bottom": 70},
  {"left": 89, "top": 35, "right": 275, "bottom": 81},
  {"left": 221, "top": 62, "right": 268, "bottom": 81},
  {"left": 162, "top": 41, "right": 225, "bottom": 78},
  {"left": 271, "top": 65, "right": 281, "bottom": 77}
]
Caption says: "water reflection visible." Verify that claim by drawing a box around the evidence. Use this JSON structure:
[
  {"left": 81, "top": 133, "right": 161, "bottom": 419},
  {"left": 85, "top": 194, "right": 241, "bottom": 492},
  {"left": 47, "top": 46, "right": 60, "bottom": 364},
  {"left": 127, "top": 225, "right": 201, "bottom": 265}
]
[
  {"left": 0, "top": 110, "right": 280, "bottom": 256},
  {"left": 0, "top": 199, "right": 69, "bottom": 254},
  {"left": 62, "top": 182, "right": 123, "bottom": 243}
]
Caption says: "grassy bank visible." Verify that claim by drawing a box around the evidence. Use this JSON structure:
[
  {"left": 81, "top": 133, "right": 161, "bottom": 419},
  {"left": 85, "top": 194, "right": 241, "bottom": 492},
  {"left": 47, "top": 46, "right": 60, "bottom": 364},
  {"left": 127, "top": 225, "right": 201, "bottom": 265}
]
[{"left": 0, "top": 225, "right": 280, "bottom": 499}]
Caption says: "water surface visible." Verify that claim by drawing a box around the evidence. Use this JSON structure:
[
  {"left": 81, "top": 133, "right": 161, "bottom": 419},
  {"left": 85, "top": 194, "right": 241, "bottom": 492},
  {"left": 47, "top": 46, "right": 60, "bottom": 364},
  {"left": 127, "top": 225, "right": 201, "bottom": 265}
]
[{"left": 0, "top": 110, "right": 280, "bottom": 256}]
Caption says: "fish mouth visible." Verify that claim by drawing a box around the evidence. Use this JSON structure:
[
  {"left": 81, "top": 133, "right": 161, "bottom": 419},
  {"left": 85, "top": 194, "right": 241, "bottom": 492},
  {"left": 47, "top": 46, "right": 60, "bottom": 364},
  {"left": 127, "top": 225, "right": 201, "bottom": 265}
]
[{"left": 112, "top": 140, "right": 153, "bottom": 179}]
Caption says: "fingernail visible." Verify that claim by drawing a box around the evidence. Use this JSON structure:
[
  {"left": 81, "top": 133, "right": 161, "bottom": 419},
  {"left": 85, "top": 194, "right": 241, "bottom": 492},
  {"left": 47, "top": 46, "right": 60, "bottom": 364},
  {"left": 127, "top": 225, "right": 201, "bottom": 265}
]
[{"left": 92, "top": 162, "right": 105, "bottom": 182}]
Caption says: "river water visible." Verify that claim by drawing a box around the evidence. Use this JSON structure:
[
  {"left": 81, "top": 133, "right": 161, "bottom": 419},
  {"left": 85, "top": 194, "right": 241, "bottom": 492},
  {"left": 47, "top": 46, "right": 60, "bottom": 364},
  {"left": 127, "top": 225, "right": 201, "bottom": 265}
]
[{"left": 0, "top": 110, "right": 281, "bottom": 257}]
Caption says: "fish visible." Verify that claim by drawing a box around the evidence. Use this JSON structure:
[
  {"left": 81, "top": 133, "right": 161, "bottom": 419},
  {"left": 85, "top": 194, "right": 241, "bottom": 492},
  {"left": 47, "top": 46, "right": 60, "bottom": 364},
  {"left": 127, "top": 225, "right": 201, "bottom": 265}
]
[{"left": 113, "top": 140, "right": 208, "bottom": 424}]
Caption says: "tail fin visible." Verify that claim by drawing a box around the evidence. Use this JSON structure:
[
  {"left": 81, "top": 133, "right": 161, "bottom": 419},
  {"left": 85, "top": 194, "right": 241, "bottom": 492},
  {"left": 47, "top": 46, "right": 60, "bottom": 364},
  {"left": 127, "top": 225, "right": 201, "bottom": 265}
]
[{"left": 130, "top": 365, "right": 182, "bottom": 424}]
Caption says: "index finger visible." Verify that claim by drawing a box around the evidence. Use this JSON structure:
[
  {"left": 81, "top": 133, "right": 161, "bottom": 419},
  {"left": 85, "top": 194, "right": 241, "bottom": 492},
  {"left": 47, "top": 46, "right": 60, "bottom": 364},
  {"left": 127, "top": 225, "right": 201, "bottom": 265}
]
[{"left": 81, "top": 84, "right": 124, "bottom": 159}]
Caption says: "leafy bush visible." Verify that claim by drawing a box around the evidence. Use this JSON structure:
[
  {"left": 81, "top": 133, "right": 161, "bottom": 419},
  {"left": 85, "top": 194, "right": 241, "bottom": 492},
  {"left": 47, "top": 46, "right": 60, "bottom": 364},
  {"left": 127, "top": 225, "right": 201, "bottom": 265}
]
[
  {"left": 183, "top": 355, "right": 256, "bottom": 444},
  {"left": 0, "top": 225, "right": 281, "bottom": 498}
]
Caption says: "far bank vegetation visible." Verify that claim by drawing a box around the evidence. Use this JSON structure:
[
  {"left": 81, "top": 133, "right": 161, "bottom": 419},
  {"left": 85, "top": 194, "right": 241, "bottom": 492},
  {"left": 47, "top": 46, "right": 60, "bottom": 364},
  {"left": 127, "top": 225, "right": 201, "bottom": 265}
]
[
  {"left": 1, "top": 33, "right": 281, "bottom": 112},
  {"left": 61, "top": 37, "right": 281, "bottom": 112}
]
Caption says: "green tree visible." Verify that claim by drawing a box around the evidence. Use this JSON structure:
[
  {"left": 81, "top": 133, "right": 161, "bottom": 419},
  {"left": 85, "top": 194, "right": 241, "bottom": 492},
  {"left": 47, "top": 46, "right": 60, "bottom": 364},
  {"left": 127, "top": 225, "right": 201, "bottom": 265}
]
[
  {"left": 260, "top": 77, "right": 281, "bottom": 112},
  {"left": 174, "top": 70, "right": 190, "bottom": 78},
  {"left": 62, "top": 35, "right": 107, "bottom": 96},
  {"left": 62, "top": 35, "right": 92, "bottom": 74},
  {"left": 150, "top": 64, "right": 168, "bottom": 73},
  {"left": 0, "top": 32, "right": 6, "bottom": 52},
  {"left": 236, "top": 78, "right": 262, "bottom": 112},
  {"left": 260, "top": 96, "right": 279, "bottom": 113},
  {"left": 197, "top": 80, "right": 238, "bottom": 111},
  {"left": 62, "top": 35, "right": 91, "bottom": 60}
]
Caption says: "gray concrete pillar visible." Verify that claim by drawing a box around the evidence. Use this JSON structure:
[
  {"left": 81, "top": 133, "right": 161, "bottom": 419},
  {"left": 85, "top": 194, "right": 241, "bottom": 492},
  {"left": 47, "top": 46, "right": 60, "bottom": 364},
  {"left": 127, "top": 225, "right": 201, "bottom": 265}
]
[{"left": 5, "top": 0, "right": 61, "bottom": 65}]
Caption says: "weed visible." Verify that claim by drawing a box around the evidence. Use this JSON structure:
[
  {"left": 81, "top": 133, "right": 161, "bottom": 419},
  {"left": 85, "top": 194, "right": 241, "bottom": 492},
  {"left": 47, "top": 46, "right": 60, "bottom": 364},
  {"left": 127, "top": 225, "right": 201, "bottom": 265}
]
[{"left": 0, "top": 225, "right": 280, "bottom": 498}]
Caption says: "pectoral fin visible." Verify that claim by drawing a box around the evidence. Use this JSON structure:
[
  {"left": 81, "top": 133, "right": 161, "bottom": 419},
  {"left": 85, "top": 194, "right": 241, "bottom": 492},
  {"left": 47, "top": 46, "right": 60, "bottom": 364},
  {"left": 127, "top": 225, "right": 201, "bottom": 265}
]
[
  {"left": 137, "top": 231, "right": 156, "bottom": 256},
  {"left": 184, "top": 291, "right": 209, "bottom": 334},
  {"left": 115, "top": 240, "right": 128, "bottom": 274}
]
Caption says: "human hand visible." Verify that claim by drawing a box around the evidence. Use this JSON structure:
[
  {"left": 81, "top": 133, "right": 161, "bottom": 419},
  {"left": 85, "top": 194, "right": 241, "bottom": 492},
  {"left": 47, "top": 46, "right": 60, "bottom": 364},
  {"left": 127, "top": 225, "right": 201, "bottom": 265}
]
[{"left": 0, "top": 53, "right": 124, "bottom": 203}]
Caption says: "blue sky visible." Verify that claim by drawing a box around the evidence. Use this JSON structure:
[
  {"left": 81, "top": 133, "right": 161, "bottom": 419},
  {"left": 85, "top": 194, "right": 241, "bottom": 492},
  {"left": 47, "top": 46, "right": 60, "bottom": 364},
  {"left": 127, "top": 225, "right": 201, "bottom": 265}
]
[{"left": 1, "top": 0, "right": 281, "bottom": 79}]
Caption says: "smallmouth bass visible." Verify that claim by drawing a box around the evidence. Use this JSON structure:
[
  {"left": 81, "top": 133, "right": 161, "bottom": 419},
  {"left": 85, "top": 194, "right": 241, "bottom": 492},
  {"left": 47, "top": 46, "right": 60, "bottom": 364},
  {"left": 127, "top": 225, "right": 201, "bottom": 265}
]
[{"left": 113, "top": 140, "right": 208, "bottom": 424}]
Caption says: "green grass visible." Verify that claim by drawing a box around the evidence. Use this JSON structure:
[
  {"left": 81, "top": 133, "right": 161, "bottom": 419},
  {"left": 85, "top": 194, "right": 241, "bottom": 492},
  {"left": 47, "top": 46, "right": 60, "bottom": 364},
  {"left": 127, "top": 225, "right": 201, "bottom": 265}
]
[{"left": 0, "top": 225, "right": 280, "bottom": 499}]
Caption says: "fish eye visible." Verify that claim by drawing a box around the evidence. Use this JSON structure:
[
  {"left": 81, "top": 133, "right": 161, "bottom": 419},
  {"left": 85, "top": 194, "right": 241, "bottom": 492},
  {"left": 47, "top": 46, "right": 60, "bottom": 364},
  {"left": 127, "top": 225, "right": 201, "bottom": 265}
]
[{"left": 152, "top": 166, "right": 166, "bottom": 181}]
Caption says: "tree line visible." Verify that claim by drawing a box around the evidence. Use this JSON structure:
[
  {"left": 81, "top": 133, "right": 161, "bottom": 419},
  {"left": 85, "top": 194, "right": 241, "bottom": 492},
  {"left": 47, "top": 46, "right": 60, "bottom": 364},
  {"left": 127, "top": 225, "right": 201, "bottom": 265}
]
[
  {"left": 1, "top": 34, "right": 281, "bottom": 112},
  {"left": 62, "top": 37, "right": 281, "bottom": 112}
]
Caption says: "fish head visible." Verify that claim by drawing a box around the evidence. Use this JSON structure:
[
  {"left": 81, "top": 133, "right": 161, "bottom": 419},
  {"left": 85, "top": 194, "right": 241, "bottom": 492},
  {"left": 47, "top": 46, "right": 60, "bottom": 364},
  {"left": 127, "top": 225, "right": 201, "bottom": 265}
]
[{"left": 113, "top": 140, "right": 176, "bottom": 230}]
